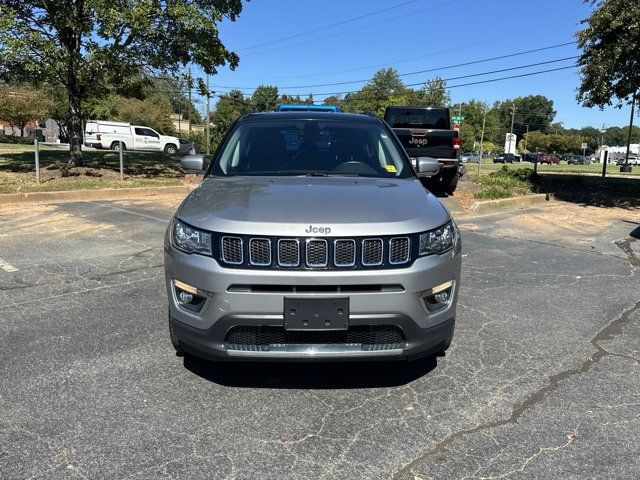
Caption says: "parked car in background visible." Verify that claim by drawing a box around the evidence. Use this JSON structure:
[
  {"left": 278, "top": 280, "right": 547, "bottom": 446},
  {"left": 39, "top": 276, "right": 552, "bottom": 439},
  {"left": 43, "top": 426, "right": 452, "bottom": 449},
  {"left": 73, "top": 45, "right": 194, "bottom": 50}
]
[
  {"left": 538, "top": 154, "right": 561, "bottom": 164},
  {"left": 84, "top": 120, "right": 180, "bottom": 154},
  {"left": 493, "top": 153, "right": 516, "bottom": 163},
  {"left": 568, "top": 155, "right": 591, "bottom": 165},
  {"left": 461, "top": 151, "right": 480, "bottom": 163},
  {"left": 179, "top": 138, "right": 198, "bottom": 154},
  {"left": 616, "top": 155, "right": 640, "bottom": 166},
  {"left": 383, "top": 106, "right": 461, "bottom": 193}
]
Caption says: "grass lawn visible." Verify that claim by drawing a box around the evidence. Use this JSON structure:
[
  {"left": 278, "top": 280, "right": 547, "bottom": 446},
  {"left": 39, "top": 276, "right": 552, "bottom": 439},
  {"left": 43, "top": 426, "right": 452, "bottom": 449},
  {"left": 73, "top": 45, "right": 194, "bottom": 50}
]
[
  {"left": 466, "top": 159, "right": 640, "bottom": 176},
  {"left": 0, "top": 144, "right": 191, "bottom": 194}
]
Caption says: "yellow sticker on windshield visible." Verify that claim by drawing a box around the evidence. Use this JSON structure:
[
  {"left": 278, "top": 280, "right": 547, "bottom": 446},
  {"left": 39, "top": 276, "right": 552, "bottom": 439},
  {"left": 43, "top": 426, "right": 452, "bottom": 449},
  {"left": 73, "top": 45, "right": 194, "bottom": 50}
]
[{"left": 385, "top": 165, "right": 397, "bottom": 173}]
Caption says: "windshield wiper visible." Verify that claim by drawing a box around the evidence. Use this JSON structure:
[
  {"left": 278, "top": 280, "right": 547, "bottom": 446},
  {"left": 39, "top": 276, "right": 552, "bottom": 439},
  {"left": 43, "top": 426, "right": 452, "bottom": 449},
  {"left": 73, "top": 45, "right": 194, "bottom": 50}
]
[{"left": 303, "top": 172, "right": 362, "bottom": 177}]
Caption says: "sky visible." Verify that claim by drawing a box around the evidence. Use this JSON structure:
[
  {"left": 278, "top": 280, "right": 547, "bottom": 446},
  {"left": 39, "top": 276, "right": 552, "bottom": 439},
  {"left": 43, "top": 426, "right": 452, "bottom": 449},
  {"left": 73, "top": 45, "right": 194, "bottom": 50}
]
[{"left": 197, "top": 0, "right": 633, "bottom": 130}]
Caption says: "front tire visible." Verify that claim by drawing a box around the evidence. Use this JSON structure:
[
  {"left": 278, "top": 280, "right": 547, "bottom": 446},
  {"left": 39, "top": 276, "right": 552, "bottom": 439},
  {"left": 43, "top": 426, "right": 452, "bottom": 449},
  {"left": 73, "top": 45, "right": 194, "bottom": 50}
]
[{"left": 164, "top": 144, "right": 177, "bottom": 155}]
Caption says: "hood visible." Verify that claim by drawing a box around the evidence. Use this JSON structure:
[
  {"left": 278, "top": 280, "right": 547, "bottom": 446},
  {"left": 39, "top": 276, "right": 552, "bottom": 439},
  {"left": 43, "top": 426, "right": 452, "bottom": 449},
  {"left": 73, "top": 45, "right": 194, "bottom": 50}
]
[{"left": 177, "top": 176, "right": 450, "bottom": 237}]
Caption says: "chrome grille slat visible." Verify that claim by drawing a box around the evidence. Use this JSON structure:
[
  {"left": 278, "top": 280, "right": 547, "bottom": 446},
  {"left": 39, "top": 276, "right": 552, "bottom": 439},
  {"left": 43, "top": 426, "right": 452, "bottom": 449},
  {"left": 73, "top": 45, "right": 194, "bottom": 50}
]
[
  {"left": 389, "top": 237, "right": 410, "bottom": 265},
  {"left": 249, "top": 238, "right": 271, "bottom": 266},
  {"left": 221, "top": 236, "right": 243, "bottom": 265},
  {"left": 278, "top": 239, "right": 300, "bottom": 267},
  {"left": 362, "top": 238, "right": 383, "bottom": 266},
  {"left": 334, "top": 239, "right": 356, "bottom": 267},
  {"left": 306, "top": 239, "right": 328, "bottom": 267}
]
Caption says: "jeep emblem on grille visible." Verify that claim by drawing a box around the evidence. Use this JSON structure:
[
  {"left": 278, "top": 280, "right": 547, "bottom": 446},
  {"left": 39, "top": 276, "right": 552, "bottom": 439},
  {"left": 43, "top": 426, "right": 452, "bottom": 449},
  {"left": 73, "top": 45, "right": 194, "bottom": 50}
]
[{"left": 305, "top": 225, "right": 331, "bottom": 235}]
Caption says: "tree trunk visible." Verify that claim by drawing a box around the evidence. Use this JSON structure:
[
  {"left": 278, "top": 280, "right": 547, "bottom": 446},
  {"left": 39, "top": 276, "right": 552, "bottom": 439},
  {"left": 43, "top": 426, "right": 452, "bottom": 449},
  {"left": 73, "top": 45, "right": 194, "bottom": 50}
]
[{"left": 67, "top": 89, "right": 83, "bottom": 167}]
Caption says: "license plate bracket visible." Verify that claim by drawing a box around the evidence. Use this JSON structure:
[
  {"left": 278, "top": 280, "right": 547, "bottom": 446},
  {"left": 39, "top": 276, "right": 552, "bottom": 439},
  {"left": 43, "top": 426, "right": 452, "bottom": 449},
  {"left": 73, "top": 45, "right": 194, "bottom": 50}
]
[{"left": 284, "top": 297, "right": 349, "bottom": 331}]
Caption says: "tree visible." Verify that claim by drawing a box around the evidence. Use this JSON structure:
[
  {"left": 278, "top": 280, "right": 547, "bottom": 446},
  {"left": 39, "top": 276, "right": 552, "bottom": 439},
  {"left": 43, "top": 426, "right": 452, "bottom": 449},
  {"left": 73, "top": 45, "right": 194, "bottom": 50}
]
[
  {"left": 211, "top": 90, "right": 248, "bottom": 145},
  {"left": 520, "top": 131, "right": 550, "bottom": 153},
  {"left": 0, "top": 0, "right": 243, "bottom": 166},
  {"left": 576, "top": 0, "right": 640, "bottom": 109},
  {"left": 414, "top": 77, "right": 450, "bottom": 107},
  {"left": 249, "top": 86, "right": 279, "bottom": 112},
  {"left": 458, "top": 123, "right": 475, "bottom": 151},
  {"left": 0, "top": 86, "right": 53, "bottom": 136},
  {"left": 495, "top": 95, "right": 556, "bottom": 140}
]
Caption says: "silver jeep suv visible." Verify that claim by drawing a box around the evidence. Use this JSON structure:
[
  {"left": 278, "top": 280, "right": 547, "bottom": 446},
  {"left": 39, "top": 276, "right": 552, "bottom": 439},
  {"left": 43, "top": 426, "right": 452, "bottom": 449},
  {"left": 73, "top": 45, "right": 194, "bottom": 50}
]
[{"left": 164, "top": 112, "right": 461, "bottom": 361}]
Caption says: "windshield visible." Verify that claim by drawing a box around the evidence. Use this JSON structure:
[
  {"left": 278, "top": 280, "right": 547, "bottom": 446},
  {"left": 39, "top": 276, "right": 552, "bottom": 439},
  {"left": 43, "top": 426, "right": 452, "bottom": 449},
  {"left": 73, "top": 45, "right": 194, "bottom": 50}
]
[
  {"left": 211, "top": 120, "right": 411, "bottom": 178},
  {"left": 385, "top": 108, "right": 449, "bottom": 129}
]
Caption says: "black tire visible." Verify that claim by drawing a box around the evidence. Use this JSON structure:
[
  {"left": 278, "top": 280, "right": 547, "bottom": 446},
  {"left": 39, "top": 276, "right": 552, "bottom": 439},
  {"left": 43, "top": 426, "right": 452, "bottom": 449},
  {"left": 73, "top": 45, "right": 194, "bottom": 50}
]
[
  {"left": 110, "top": 141, "right": 125, "bottom": 151},
  {"left": 440, "top": 169, "right": 459, "bottom": 194},
  {"left": 168, "top": 314, "right": 184, "bottom": 357},
  {"left": 164, "top": 144, "right": 178, "bottom": 155}
]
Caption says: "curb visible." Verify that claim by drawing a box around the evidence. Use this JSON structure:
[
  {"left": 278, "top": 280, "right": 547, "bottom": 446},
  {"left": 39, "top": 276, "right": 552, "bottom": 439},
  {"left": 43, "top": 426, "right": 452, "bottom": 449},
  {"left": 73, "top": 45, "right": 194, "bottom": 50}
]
[
  {"left": 469, "top": 193, "right": 549, "bottom": 214},
  {"left": 0, "top": 185, "right": 195, "bottom": 205}
]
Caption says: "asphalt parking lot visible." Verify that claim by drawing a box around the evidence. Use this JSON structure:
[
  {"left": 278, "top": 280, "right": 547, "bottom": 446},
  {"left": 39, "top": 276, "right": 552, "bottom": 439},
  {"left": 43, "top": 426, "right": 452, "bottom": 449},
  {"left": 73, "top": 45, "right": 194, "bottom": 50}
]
[{"left": 1, "top": 195, "right": 639, "bottom": 479}]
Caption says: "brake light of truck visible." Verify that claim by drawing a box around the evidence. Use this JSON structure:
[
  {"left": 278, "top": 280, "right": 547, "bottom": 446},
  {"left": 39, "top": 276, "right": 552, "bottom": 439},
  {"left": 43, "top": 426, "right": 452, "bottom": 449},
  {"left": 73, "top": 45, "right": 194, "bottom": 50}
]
[
  {"left": 96, "top": 133, "right": 101, "bottom": 140},
  {"left": 452, "top": 137, "right": 461, "bottom": 150}
]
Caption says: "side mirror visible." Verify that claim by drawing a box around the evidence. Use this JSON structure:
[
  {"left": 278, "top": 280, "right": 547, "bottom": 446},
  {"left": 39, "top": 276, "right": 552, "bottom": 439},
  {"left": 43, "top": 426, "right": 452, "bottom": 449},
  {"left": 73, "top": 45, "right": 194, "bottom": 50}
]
[
  {"left": 181, "top": 154, "right": 205, "bottom": 172},
  {"left": 416, "top": 157, "right": 440, "bottom": 177}
]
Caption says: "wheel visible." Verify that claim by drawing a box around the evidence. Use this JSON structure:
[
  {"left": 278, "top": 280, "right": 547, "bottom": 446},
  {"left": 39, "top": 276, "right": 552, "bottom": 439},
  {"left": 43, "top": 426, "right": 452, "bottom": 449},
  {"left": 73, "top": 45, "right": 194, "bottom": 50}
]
[
  {"left": 440, "top": 169, "right": 459, "bottom": 194},
  {"left": 110, "top": 141, "right": 125, "bottom": 151},
  {"left": 164, "top": 144, "right": 178, "bottom": 155},
  {"left": 168, "top": 314, "right": 184, "bottom": 357}
]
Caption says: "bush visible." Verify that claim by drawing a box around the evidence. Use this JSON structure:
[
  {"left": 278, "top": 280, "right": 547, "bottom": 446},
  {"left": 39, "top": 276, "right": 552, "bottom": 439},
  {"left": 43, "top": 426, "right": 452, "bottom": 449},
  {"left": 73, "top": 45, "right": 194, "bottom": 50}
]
[
  {"left": 0, "top": 135, "right": 35, "bottom": 145},
  {"left": 475, "top": 185, "right": 512, "bottom": 199}
]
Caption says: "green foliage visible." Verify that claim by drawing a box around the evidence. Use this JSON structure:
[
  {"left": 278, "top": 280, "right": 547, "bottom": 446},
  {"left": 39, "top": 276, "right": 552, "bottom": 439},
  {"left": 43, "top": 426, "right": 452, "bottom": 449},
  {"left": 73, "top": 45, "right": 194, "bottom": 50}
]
[
  {"left": 0, "top": 86, "right": 54, "bottom": 134},
  {"left": 494, "top": 95, "right": 556, "bottom": 140},
  {"left": 249, "top": 86, "right": 279, "bottom": 112},
  {"left": 458, "top": 123, "right": 475, "bottom": 151},
  {"left": 0, "top": 0, "right": 243, "bottom": 165},
  {"left": 0, "top": 135, "right": 34, "bottom": 144},
  {"left": 475, "top": 166, "right": 535, "bottom": 199},
  {"left": 211, "top": 89, "right": 248, "bottom": 146},
  {"left": 576, "top": 0, "right": 640, "bottom": 108},
  {"left": 413, "top": 77, "right": 450, "bottom": 108}
]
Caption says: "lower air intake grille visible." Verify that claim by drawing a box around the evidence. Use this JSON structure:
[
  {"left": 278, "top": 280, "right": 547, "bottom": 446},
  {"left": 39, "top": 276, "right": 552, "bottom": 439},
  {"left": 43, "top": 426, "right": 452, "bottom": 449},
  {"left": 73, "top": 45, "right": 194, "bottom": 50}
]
[{"left": 224, "top": 325, "right": 406, "bottom": 351}]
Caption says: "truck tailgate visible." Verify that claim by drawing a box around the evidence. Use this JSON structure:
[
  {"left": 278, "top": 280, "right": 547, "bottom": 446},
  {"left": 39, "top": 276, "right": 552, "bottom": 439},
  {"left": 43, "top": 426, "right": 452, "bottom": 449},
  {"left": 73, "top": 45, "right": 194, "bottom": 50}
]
[{"left": 392, "top": 128, "right": 457, "bottom": 159}]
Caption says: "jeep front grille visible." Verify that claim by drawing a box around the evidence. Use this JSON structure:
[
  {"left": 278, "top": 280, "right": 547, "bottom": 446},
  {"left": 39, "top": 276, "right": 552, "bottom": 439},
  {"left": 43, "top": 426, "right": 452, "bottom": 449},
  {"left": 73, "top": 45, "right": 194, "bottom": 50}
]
[{"left": 217, "top": 235, "right": 415, "bottom": 270}]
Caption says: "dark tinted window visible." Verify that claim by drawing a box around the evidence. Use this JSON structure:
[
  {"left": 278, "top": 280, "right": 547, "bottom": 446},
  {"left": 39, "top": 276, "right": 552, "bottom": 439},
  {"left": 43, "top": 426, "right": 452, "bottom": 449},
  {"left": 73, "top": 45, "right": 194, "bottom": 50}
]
[
  {"left": 385, "top": 108, "right": 449, "bottom": 129},
  {"left": 211, "top": 120, "right": 411, "bottom": 178}
]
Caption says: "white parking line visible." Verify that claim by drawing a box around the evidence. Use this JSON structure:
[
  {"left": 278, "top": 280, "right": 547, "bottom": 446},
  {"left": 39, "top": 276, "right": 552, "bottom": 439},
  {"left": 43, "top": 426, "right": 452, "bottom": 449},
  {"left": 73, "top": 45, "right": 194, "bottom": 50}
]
[
  {"left": 88, "top": 201, "right": 169, "bottom": 223},
  {"left": 0, "top": 258, "right": 18, "bottom": 272}
]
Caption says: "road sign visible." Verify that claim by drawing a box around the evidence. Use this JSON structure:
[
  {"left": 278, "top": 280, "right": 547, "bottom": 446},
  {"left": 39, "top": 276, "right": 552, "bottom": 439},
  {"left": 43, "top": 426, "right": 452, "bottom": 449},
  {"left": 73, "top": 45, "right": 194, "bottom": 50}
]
[
  {"left": 451, "top": 115, "right": 464, "bottom": 122},
  {"left": 581, "top": 142, "right": 588, "bottom": 149}
]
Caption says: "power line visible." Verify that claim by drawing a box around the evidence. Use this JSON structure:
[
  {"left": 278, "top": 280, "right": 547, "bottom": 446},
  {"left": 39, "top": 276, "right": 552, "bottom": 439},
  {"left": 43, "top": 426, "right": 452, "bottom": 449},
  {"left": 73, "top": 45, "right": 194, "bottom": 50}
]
[
  {"left": 236, "top": 0, "right": 423, "bottom": 52},
  {"left": 213, "top": 56, "right": 578, "bottom": 98},
  {"left": 241, "top": 0, "right": 461, "bottom": 57},
  {"left": 213, "top": 41, "right": 576, "bottom": 90}
]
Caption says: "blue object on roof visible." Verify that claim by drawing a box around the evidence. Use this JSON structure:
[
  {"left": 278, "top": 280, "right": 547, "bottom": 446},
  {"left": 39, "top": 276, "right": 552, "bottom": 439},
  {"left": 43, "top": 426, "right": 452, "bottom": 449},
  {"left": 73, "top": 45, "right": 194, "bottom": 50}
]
[{"left": 276, "top": 104, "right": 342, "bottom": 112}]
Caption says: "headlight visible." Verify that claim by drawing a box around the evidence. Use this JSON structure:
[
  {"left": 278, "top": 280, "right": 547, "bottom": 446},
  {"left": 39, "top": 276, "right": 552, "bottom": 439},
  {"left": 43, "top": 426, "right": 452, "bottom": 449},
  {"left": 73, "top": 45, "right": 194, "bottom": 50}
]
[
  {"left": 419, "top": 220, "right": 457, "bottom": 255},
  {"left": 171, "top": 219, "right": 212, "bottom": 255}
]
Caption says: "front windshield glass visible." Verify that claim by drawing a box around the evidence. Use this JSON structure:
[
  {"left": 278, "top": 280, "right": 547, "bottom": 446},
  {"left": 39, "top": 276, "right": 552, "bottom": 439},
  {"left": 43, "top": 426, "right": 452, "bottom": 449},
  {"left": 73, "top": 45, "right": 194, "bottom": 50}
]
[{"left": 211, "top": 120, "right": 411, "bottom": 178}]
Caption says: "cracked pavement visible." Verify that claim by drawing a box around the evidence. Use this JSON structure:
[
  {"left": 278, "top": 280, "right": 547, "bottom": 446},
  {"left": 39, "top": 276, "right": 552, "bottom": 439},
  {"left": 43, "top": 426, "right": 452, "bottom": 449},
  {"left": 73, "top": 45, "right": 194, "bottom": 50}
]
[{"left": 0, "top": 197, "right": 639, "bottom": 479}]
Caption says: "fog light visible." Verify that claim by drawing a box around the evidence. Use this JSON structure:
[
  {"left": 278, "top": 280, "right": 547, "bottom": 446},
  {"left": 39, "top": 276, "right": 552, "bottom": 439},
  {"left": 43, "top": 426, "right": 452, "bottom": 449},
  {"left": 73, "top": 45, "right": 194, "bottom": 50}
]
[
  {"left": 420, "top": 280, "right": 454, "bottom": 312},
  {"left": 178, "top": 291, "right": 193, "bottom": 304},
  {"left": 173, "top": 279, "right": 208, "bottom": 313}
]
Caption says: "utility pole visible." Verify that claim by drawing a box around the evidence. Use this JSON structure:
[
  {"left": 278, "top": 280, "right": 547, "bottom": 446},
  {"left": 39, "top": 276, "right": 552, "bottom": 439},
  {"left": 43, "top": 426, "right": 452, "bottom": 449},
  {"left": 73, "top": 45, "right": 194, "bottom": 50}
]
[
  {"left": 187, "top": 66, "right": 192, "bottom": 135},
  {"left": 477, "top": 105, "right": 487, "bottom": 177},
  {"left": 507, "top": 103, "right": 516, "bottom": 154},
  {"left": 621, "top": 91, "right": 636, "bottom": 173},
  {"left": 206, "top": 75, "right": 211, "bottom": 155},
  {"left": 524, "top": 124, "right": 530, "bottom": 155}
]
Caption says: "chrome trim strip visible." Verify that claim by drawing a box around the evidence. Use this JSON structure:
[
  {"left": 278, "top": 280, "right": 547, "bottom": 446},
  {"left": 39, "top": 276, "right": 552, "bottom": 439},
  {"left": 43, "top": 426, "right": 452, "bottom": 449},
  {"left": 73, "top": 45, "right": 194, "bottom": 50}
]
[
  {"left": 277, "top": 238, "right": 300, "bottom": 267},
  {"left": 249, "top": 238, "right": 271, "bottom": 266},
  {"left": 226, "top": 345, "right": 404, "bottom": 357},
  {"left": 306, "top": 238, "right": 328, "bottom": 268},
  {"left": 361, "top": 238, "right": 383, "bottom": 266},
  {"left": 333, "top": 239, "right": 356, "bottom": 267},
  {"left": 389, "top": 237, "right": 411, "bottom": 265},
  {"left": 220, "top": 236, "right": 243, "bottom": 265}
]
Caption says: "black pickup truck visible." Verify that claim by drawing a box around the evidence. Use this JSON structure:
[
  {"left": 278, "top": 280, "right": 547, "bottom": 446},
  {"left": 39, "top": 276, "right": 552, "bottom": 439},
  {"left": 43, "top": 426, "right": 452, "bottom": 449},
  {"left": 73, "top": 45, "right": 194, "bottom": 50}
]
[{"left": 384, "top": 106, "right": 461, "bottom": 193}]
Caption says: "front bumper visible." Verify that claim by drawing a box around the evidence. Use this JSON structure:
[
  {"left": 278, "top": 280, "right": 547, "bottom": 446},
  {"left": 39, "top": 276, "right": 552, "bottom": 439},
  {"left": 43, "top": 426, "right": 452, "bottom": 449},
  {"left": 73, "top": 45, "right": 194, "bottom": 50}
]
[{"left": 165, "top": 239, "right": 461, "bottom": 361}]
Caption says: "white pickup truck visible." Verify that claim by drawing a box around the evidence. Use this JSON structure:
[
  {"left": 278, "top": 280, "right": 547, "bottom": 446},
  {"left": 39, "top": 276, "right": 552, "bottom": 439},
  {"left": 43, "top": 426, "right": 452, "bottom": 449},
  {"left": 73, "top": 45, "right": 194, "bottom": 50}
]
[{"left": 84, "top": 120, "right": 180, "bottom": 154}]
